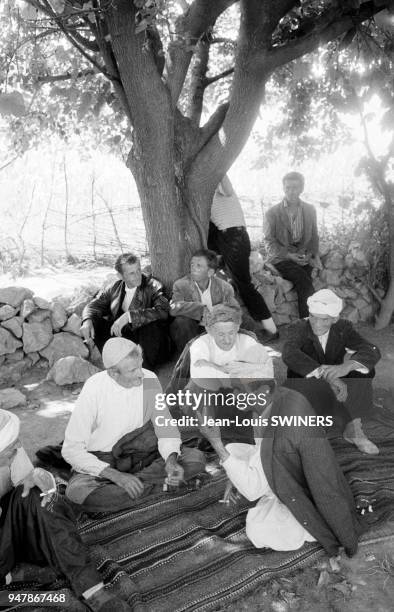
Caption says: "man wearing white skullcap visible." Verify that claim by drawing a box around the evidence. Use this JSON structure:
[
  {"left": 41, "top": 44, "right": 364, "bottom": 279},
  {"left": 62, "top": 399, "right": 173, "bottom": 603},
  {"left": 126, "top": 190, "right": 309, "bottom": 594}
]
[
  {"left": 282, "top": 289, "right": 381, "bottom": 454},
  {"left": 0, "top": 409, "right": 131, "bottom": 611},
  {"left": 62, "top": 338, "right": 205, "bottom": 513}
]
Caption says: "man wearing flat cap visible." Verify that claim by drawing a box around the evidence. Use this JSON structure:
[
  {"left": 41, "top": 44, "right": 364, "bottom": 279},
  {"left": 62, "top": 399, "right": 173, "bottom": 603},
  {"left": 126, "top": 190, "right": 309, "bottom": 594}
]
[
  {"left": 0, "top": 410, "right": 130, "bottom": 611},
  {"left": 282, "top": 289, "right": 381, "bottom": 454},
  {"left": 63, "top": 338, "right": 205, "bottom": 513}
]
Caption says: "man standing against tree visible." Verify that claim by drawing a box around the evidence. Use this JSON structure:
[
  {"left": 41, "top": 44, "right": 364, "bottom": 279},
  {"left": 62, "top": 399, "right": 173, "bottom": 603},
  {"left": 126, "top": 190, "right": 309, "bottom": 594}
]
[
  {"left": 264, "top": 172, "right": 322, "bottom": 318},
  {"left": 208, "top": 176, "right": 278, "bottom": 340},
  {"left": 80, "top": 253, "right": 170, "bottom": 370}
]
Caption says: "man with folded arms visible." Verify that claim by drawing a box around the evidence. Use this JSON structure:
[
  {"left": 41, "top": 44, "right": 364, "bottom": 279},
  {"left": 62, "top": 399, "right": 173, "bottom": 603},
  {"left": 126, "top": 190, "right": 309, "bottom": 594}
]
[
  {"left": 0, "top": 409, "right": 129, "bottom": 611},
  {"left": 282, "top": 288, "right": 381, "bottom": 454},
  {"left": 63, "top": 338, "right": 205, "bottom": 513},
  {"left": 170, "top": 249, "right": 237, "bottom": 354}
]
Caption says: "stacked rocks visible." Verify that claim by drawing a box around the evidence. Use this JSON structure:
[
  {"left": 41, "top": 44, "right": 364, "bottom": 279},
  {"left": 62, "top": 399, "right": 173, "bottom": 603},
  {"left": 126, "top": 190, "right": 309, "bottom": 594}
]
[
  {"left": 251, "top": 240, "right": 378, "bottom": 325},
  {"left": 0, "top": 285, "right": 98, "bottom": 386}
]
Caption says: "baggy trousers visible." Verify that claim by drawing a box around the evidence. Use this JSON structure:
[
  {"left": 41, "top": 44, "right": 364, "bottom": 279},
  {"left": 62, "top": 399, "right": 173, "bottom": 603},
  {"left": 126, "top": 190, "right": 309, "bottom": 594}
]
[{"left": 0, "top": 486, "right": 100, "bottom": 596}]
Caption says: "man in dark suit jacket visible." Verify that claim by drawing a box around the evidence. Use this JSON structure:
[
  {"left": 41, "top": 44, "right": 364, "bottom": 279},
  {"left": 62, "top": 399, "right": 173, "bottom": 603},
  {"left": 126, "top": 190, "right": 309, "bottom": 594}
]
[
  {"left": 198, "top": 382, "right": 363, "bottom": 557},
  {"left": 169, "top": 249, "right": 238, "bottom": 353},
  {"left": 80, "top": 253, "right": 170, "bottom": 370},
  {"left": 264, "top": 171, "right": 321, "bottom": 317},
  {"left": 282, "top": 289, "right": 381, "bottom": 454}
]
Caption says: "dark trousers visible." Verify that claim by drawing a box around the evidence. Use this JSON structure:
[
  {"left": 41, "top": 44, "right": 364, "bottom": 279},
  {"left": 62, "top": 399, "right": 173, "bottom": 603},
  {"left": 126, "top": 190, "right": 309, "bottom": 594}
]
[
  {"left": 92, "top": 317, "right": 170, "bottom": 370},
  {"left": 66, "top": 447, "right": 206, "bottom": 514},
  {"left": 170, "top": 317, "right": 204, "bottom": 355},
  {"left": 274, "top": 260, "right": 314, "bottom": 318},
  {"left": 284, "top": 371, "right": 374, "bottom": 431},
  {"left": 0, "top": 487, "right": 100, "bottom": 596},
  {"left": 208, "top": 223, "right": 271, "bottom": 320}
]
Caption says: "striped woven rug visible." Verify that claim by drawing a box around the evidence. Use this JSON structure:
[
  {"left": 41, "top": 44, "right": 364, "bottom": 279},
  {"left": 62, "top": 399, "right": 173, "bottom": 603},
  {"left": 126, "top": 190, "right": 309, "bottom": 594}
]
[
  {"left": 73, "top": 410, "right": 394, "bottom": 611},
  {"left": 7, "top": 409, "right": 394, "bottom": 612}
]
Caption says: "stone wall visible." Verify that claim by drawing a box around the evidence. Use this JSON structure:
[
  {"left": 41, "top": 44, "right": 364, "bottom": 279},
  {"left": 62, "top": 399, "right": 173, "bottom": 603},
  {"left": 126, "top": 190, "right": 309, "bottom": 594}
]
[
  {"left": 251, "top": 241, "right": 380, "bottom": 326},
  {"left": 0, "top": 243, "right": 380, "bottom": 396},
  {"left": 0, "top": 284, "right": 105, "bottom": 387}
]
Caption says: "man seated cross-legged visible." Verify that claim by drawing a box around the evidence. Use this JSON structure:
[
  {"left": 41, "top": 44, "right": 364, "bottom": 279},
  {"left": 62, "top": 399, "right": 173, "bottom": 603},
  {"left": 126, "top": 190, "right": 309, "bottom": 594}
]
[
  {"left": 282, "top": 288, "right": 381, "bottom": 454},
  {"left": 166, "top": 303, "right": 274, "bottom": 448},
  {"left": 0, "top": 409, "right": 130, "bottom": 611},
  {"left": 63, "top": 338, "right": 205, "bottom": 514}
]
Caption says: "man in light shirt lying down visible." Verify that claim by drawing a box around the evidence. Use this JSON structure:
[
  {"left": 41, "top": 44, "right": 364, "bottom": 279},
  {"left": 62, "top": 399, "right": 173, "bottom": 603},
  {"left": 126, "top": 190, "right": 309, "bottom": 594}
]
[{"left": 63, "top": 338, "right": 205, "bottom": 513}]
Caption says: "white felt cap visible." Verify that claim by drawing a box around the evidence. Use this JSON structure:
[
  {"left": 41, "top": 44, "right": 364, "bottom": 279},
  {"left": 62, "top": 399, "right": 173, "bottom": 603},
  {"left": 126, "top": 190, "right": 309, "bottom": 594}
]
[
  {"left": 102, "top": 337, "right": 138, "bottom": 369},
  {"left": 307, "top": 289, "right": 343, "bottom": 317}
]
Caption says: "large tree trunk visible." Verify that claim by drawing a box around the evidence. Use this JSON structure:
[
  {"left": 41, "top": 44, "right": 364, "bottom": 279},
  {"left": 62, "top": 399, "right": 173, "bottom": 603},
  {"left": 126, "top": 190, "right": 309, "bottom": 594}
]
[
  {"left": 375, "top": 183, "right": 394, "bottom": 329},
  {"left": 128, "top": 130, "right": 211, "bottom": 288}
]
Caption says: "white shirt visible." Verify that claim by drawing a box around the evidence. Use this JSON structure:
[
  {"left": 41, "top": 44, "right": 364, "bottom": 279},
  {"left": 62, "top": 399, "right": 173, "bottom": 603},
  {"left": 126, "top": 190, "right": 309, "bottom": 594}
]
[
  {"left": 62, "top": 370, "right": 181, "bottom": 477},
  {"left": 223, "top": 442, "right": 315, "bottom": 550},
  {"left": 0, "top": 447, "right": 33, "bottom": 499},
  {"left": 318, "top": 330, "right": 329, "bottom": 352},
  {"left": 211, "top": 183, "right": 246, "bottom": 230},
  {"left": 194, "top": 279, "right": 213, "bottom": 311},
  {"left": 122, "top": 286, "right": 137, "bottom": 312},
  {"left": 190, "top": 333, "right": 274, "bottom": 383}
]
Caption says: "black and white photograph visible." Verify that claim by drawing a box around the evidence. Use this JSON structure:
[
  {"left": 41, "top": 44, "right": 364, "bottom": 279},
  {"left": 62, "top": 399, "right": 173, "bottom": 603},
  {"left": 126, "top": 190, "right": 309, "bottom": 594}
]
[{"left": 0, "top": 1, "right": 394, "bottom": 611}]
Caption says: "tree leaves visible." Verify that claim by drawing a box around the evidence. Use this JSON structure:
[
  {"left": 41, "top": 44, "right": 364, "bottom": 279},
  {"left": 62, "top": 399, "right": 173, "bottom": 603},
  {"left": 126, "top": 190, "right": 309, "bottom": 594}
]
[
  {"left": 0, "top": 92, "right": 26, "bottom": 117},
  {"left": 47, "top": 0, "right": 65, "bottom": 13},
  {"left": 15, "top": 1, "right": 37, "bottom": 20}
]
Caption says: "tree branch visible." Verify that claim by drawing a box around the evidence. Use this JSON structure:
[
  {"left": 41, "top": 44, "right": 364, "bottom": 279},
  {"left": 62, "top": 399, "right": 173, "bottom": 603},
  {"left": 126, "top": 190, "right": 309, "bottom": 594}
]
[
  {"left": 265, "top": 2, "right": 390, "bottom": 73},
  {"left": 28, "top": 0, "right": 111, "bottom": 79},
  {"left": 186, "top": 0, "right": 278, "bottom": 188},
  {"left": 0, "top": 156, "right": 19, "bottom": 172},
  {"left": 188, "top": 0, "right": 393, "bottom": 192},
  {"left": 166, "top": 0, "right": 237, "bottom": 106},
  {"left": 86, "top": 0, "right": 132, "bottom": 121},
  {"left": 210, "top": 37, "right": 236, "bottom": 45},
  {"left": 104, "top": 1, "right": 171, "bottom": 134},
  {"left": 199, "top": 102, "right": 229, "bottom": 149},
  {"left": 68, "top": 27, "right": 100, "bottom": 53},
  {"left": 36, "top": 69, "right": 95, "bottom": 82},
  {"left": 204, "top": 67, "right": 234, "bottom": 86},
  {"left": 187, "top": 37, "right": 210, "bottom": 125}
]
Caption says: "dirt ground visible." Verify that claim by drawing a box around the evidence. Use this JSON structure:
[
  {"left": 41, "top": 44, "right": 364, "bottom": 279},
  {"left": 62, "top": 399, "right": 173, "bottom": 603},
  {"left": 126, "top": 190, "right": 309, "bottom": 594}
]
[{"left": 3, "top": 281, "right": 394, "bottom": 611}]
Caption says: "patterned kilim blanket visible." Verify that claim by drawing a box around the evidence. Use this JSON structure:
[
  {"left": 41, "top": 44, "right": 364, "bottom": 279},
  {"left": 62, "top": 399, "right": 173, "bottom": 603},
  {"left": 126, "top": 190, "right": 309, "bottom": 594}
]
[{"left": 6, "top": 410, "right": 394, "bottom": 612}]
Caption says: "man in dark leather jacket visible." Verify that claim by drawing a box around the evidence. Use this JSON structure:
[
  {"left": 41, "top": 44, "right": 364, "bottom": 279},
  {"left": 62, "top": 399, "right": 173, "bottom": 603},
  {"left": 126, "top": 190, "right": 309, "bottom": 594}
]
[{"left": 80, "top": 253, "right": 170, "bottom": 369}]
